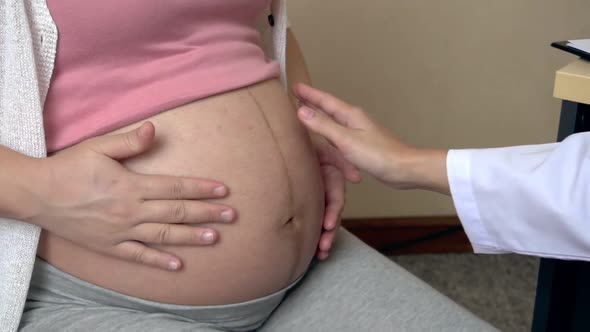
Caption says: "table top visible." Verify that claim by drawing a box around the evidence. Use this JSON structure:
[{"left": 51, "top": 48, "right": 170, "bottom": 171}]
[{"left": 554, "top": 59, "right": 590, "bottom": 105}]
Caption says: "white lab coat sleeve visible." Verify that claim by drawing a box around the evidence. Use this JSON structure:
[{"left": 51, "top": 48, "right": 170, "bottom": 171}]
[{"left": 447, "top": 132, "right": 590, "bottom": 261}]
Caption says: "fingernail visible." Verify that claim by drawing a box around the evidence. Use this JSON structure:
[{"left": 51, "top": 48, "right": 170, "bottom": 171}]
[
  {"left": 168, "top": 260, "right": 180, "bottom": 271},
  {"left": 325, "top": 220, "right": 335, "bottom": 230},
  {"left": 221, "top": 209, "right": 234, "bottom": 222},
  {"left": 138, "top": 124, "right": 149, "bottom": 137},
  {"left": 299, "top": 106, "right": 314, "bottom": 120},
  {"left": 201, "top": 230, "right": 216, "bottom": 243},
  {"left": 213, "top": 186, "right": 227, "bottom": 196}
]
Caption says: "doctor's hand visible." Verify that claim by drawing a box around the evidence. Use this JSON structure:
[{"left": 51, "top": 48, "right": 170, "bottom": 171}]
[
  {"left": 310, "top": 135, "right": 360, "bottom": 260},
  {"left": 294, "top": 84, "right": 450, "bottom": 195}
]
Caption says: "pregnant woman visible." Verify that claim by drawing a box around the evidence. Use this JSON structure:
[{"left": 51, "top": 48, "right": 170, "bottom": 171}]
[
  {"left": 3, "top": 0, "right": 334, "bottom": 330},
  {"left": 38, "top": 0, "right": 325, "bottom": 306},
  {"left": 2, "top": 0, "right": 496, "bottom": 331}
]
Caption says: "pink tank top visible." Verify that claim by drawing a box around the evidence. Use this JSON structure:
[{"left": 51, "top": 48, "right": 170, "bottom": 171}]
[{"left": 44, "top": 0, "right": 280, "bottom": 152}]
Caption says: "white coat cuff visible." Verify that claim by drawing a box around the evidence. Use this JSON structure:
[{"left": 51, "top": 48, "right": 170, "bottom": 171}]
[{"left": 447, "top": 149, "right": 504, "bottom": 254}]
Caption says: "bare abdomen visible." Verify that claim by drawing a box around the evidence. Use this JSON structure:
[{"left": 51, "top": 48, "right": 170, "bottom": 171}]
[{"left": 37, "top": 79, "right": 324, "bottom": 305}]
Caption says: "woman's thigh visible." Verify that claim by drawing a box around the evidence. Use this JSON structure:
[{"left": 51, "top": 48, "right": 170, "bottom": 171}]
[
  {"left": 19, "top": 307, "right": 220, "bottom": 332},
  {"left": 19, "top": 257, "right": 290, "bottom": 332},
  {"left": 260, "top": 229, "right": 499, "bottom": 332}
]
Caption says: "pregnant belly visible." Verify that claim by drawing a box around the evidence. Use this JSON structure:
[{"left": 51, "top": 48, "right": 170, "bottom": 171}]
[{"left": 36, "top": 79, "right": 325, "bottom": 305}]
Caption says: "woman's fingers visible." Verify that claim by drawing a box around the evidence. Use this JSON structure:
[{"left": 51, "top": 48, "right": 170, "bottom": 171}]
[
  {"left": 137, "top": 200, "right": 236, "bottom": 224},
  {"left": 131, "top": 223, "right": 219, "bottom": 246},
  {"left": 114, "top": 241, "right": 184, "bottom": 271},
  {"left": 136, "top": 174, "right": 229, "bottom": 200},
  {"left": 89, "top": 122, "right": 156, "bottom": 160}
]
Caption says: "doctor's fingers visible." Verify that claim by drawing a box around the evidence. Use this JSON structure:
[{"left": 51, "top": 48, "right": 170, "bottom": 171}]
[
  {"left": 298, "top": 106, "right": 353, "bottom": 150},
  {"left": 293, "top": 83, "right": 368, "bottom": 129}
]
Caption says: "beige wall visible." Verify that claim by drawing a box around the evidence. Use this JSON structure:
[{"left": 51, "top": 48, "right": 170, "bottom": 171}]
[{"left": 288, "top": 0, "right": 590, "bottom": 218}]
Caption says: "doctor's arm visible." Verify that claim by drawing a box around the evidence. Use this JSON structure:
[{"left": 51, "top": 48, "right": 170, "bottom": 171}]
[{"left": 294, "top": 83, "right": 590, "bottom": 261}]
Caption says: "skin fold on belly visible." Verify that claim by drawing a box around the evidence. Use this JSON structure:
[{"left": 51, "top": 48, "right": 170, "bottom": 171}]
[{"left": 37, "top": 79, "right": 325, "bottom": 305}]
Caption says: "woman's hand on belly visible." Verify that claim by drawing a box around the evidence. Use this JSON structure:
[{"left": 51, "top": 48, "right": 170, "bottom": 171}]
[{"left": 31, "top": 122, "right": 235, "bottom": 271}]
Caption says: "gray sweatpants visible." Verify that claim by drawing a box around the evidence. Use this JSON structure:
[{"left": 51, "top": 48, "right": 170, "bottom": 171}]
[{"left": 19, "top": 230, "right": 498, "bottom": 332}]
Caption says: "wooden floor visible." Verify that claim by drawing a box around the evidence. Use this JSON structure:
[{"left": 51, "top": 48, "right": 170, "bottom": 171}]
[{"left": 342, "top": 216, "right": 473, "bottom": 255}]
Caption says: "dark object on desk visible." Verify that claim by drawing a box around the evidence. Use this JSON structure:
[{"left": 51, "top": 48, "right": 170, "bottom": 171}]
[{"left": 551, "top": 40, "right": 590, "bottom": 61}]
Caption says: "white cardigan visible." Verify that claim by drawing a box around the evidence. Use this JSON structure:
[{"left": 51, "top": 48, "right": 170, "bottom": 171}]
[{"left": 0, "top": 1, "right": 288, "bottom": 330}]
